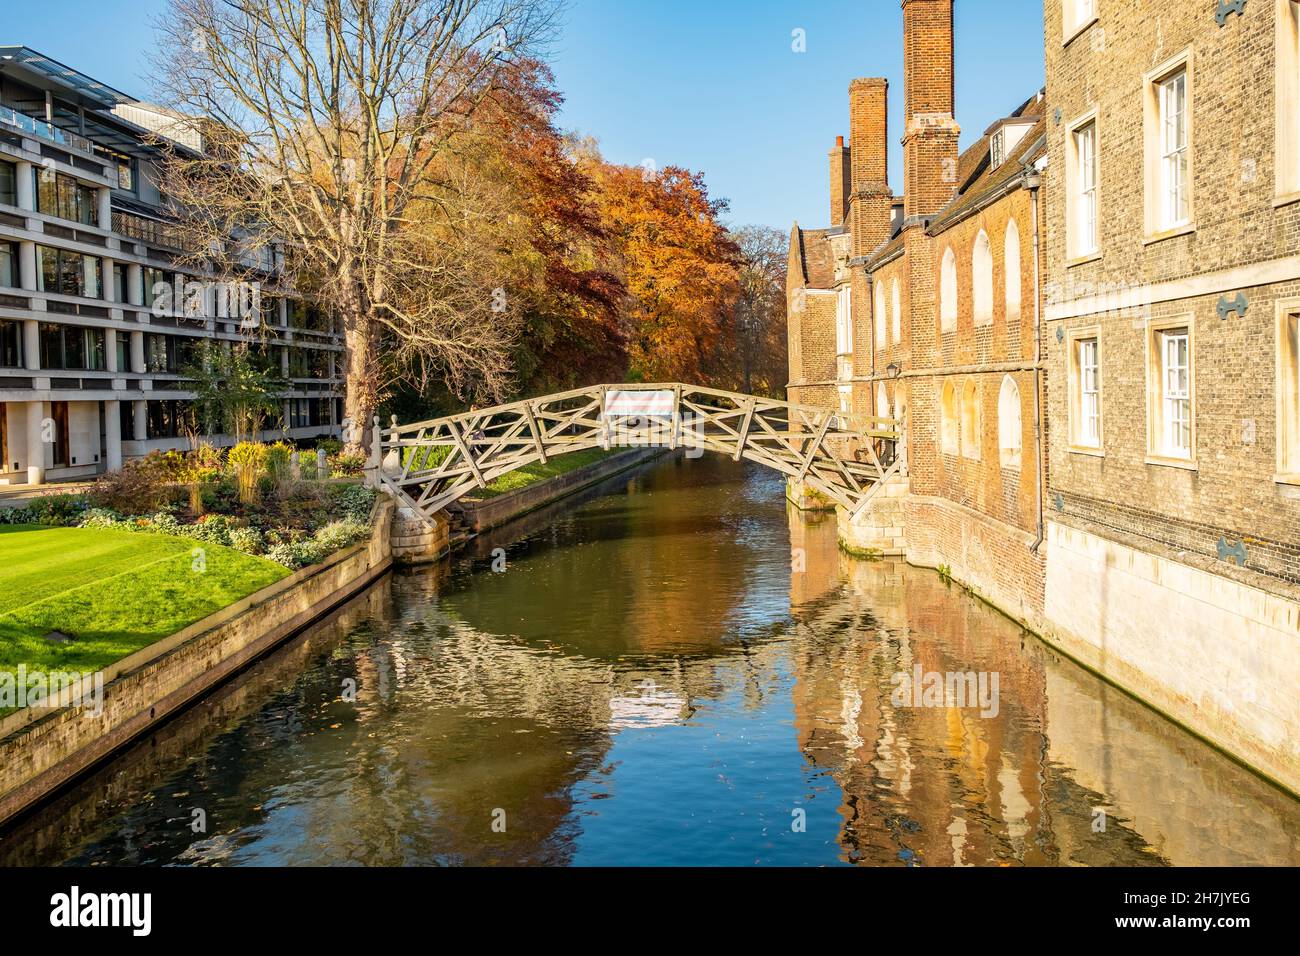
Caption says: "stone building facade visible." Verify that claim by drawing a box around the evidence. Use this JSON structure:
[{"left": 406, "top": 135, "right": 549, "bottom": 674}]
[
  {"left": 0, "top": 47, "right": 343, "bottom": 485},
  {"left": 1041, "top": 0, "right": 1300, "bottom": 792}
]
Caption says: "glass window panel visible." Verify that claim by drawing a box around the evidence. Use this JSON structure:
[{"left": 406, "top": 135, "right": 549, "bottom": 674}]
[{"left": 0, "top": 161, "right": 15, "bottom": 207}]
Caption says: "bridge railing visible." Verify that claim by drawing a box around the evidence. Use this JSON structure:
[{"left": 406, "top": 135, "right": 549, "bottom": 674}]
[{"left": 369, "top": 383, "right": 904, "bottom": 522}]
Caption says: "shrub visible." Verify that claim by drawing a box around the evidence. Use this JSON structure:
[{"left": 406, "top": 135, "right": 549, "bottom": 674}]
[
  {"left": 316, "top": 439, "right": 343, "bottom": 456},
  {"left": 332, "top": 484, "right": 377, "bottom": 523},
  {"left": 26, "top": 494, "right": 89, "bottom": 527},
  {"left": 0, "top": 506, "right": 42, "bottom": 526},
  {"left": 186, "top": 514, "right": 236, "bottom": 547},
  {"left": 89, "top": 455, "right": 174, "bottom": 514},
  {"left": 227, "top": 526, "right": 264, "bottom": 555},
  {"left": 265, "top": 442, "right": 295, "bottom": 482},
  {"left": 314, "top": 518, "right": 369, "bottom": 553},
  {"left": 329, "top": 452, "right": 367, "bottom": 478},
  {"left": 228, "top": 441, "right": 268, "bottom": 504},
  {"left": 79, "top": 507, "right": 125, "bottom": 529}
]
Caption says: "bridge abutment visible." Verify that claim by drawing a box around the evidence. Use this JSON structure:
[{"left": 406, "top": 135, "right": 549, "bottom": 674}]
[
  {"left": 836, "top": 472, "right": 910, "bottom": 557},
  {"left": 391, "top": 507, "right": 451, "bottom": 564}
]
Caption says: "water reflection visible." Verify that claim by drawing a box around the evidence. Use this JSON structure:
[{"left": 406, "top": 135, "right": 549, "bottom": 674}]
[{"left": 0, "top": 456, "right": 1295, "bottom": 866}]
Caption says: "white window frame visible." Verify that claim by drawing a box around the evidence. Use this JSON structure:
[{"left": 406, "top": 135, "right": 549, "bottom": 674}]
[
  {"left": 1144, "top": 51, "right": 1195, "bottom": 239},
  {"left": 1066, "top": 327, "right": 1103, "bottom": 454},
  {"left": 1065, "top": 111, "right": 1099, "bottom": 261},
  {"left": 1276, "top": 1, "right": 1300, "bottom": 203},
  {"left": 960, "top": 379, "right": 981, "bottom": 461},
  {"left": 941, "top": 380, "right": 959, "bottom": 456},
  {"left": 972, "top": 229, "right": 994, "bottom": 326},
  {"left": 939, "top": 247, "right": 958, "bottom": 332},
  {"left": 1005, "top": 220, "right": 1022, "bottom": 322},
  {"left": 872, "top": 280, "right": 886, "bottom": 351},
  {"left": 1276, "top": 296, "right": 1300, "bottom": 481},
  {"left": 891, "top": 278, "right": 902, "bottom": 344},
  {"left": 835, "top": 284, "right": 853, "bottom": 377},
  {"left": 1145, "top": 317, "right": 1196, "bottom": 467},
  {"left": 1063, "top": 0, "right": 1098, "bottom": 45},
  {"left": 991, "top": 129, "right": 1006, "bottom": 169},
  {"left": 998, "top": 375, "right": 1023, "bottom": 470},
  {"left": 1159, "top": 71, "right": 1189, "bottom": 228}
]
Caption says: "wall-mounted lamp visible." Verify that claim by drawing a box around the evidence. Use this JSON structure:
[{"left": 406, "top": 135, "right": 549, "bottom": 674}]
[{"left": 886, "top": 362, "right": 902, "bottom": 379}]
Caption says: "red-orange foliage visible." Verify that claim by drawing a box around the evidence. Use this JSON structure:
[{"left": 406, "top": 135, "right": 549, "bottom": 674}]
[{"left": 586, "top": 162, "right": 741, "bottom": 384}]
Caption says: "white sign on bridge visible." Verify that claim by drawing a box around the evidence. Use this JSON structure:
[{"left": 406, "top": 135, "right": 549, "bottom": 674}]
[{"left": 604, "top": 389, "right": 676, "bottom": 418}]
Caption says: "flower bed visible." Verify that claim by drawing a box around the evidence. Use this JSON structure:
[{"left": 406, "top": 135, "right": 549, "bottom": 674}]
[{"left": 0, "top": 442, "right": 378, "bottom": 571}]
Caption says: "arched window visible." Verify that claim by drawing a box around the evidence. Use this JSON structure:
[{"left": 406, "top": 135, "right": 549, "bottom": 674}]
[
  {"left": 941, "top": 381, "right": 959, "bottom": 455},
  {"left": 874, "top": 280, "right": 887, "bottom": 350},
  {"left": 972, "top": 230, "right": 993, "bottom": 326},
  {"left": 961, "top": 380, "right": 981, "bottom": 459},
  {"left": 891, "top": 278, "right": 902, "bottom": 343},
  {"left": 876, "top": 382, "right": 889, "bottom": 420},
  {"left": 940, "top": 248, "right": 958, "bottom": 333},
  {"left": 998, "top": 375, "right": 1022, "bottom": 469},
  {"left": 1005, "top": 220, "right": 1022, "bottom": 322}
]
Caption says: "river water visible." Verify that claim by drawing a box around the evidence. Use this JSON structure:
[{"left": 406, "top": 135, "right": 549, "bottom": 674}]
[{"left": 1, "top": 455, "right": 1296, "bottom": 866}]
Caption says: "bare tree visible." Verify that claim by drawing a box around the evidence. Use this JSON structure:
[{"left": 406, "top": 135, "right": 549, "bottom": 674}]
[
  {"left": 154, "top": 0, "right": 560, "bottom": 450},
  {"left": 729, "top": 224, "right": 788, "bottom": 398}
]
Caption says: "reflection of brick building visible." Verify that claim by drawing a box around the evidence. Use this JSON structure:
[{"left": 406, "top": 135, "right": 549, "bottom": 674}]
[{"left": 786, "top": 0, "right": 1050, "bottom": 627}]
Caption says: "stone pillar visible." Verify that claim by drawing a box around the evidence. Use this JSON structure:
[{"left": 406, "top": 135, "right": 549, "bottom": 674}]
[
  {"left": 130, "top": 330, "right": 145, "bottom": 373},
  {"left": 18, "top": 241, "right": 37, "bottom": 292},
  {"left": 97, "top": 187, "right": 112, "bottom": 230},
  {"left": 15, "top": 161, "right": 34, "bottom": 211},
  {"left": 104, "top": 399, "right": 122, "bottom": 472},
  {"left": 127, "top": 263, "right": 143, "bottom": 307},
  {"left": 100, "top": 257, "right": 117, "bottom": 303},
  {"left": 105, "top": 329, "right": 118, "bottom": 373},
  {"left": 22, "top": 320, "right": 39, "bottom": 371},
  {"left": 25, "top": 401, "right": 44, "bottom": 485},
  {"left": 132, "top": 399, "right": 148, "bottom": 442}
]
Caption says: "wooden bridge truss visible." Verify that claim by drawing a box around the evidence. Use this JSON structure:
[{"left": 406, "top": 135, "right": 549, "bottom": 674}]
[{"left": 370, "top": 383, "right": 904, "bottom": 526}]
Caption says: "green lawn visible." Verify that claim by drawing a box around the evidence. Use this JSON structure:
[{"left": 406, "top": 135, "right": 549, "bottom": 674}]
[
  {"left": 471, "top": 447, "right": 618, "bottom": 499},
  {"left": 0, "top": 525, "right": 289, "bottom": 677}
]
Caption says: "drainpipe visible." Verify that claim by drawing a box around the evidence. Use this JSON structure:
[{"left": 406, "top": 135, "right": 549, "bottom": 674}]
[{"left": 1027, "top": 168, "right": 1046, "bottom": 554}]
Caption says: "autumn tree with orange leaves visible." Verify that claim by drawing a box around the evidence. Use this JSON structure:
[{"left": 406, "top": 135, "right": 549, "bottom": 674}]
[{"left": 583, "top": 158, "right": 741, "bottom": 384}]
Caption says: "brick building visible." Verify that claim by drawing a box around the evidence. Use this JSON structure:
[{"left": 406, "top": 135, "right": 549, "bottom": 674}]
[
  {"left": 786, "top": 0, "right": 1050, "bottom": 627},
  {"left": 1041, "top": 0, "right": 1300, "bottom": 792},
  {"left": 787, "top": 0, "right": 1300, "bottom": 794}
]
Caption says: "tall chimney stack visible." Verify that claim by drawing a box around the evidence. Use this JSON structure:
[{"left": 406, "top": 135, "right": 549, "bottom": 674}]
[
  {"left": 901, "top": 0, "right": 960, "bottom": 221},
  {"left": 829, "top": 135, "right": 851, "bottom": 228},
  {"left": 847, "top": 77, "right": 891, "bottom": 259}
]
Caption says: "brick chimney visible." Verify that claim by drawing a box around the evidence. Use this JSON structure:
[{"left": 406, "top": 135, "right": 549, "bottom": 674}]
[
  {"left": 847, "top": 77, "right": 891, "bottom": 259},
  {"left": 901, "top": 0, "right": 960, "bottom": 221},
  {"left": 829, "top": 136, "right": 851, "bottom": 228}
]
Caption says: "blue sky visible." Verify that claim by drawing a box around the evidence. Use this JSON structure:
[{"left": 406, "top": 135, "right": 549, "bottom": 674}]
[{"left": 3, "top": 0, "right": 1045, "bottom": 229}]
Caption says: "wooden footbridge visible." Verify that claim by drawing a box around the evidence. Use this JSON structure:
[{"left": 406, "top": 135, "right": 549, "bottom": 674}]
[{"left": 368, "top": 384, "right": 904, "bottom": 525}]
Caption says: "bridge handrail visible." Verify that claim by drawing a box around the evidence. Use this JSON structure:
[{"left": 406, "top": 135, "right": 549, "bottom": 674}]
[{"left": 381, "top": 382, "right": 902, "bottom": 442}]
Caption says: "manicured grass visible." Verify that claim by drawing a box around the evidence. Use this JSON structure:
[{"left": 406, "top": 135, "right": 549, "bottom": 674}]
[
  {"left": 471, "top": 448, "right": 618, "bottom": 498},
  {"left": 0, "top": 525, "right": 289, "bottom": 677}
]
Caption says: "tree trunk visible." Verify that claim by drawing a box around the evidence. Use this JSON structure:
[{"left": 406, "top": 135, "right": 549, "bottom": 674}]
[{"left": 342, "top": 309, "right": 376, "bottom": 455}]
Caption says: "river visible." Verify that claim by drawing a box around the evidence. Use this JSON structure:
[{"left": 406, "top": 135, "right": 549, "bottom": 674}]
[{"left": 1, "top": 454, "right": 1296, "bottom": 866}]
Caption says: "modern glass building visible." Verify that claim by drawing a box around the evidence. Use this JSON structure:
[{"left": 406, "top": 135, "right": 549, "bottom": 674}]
[{"left": 0, "top": 46, "right": 342, "bottom": 484}]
